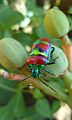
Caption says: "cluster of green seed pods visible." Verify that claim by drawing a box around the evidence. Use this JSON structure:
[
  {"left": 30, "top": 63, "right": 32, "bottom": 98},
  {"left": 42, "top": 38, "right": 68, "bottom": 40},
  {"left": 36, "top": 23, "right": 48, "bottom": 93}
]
[
  {"left": 44, "top": 8, "right": 69, "bottom": 38},
  {"left": 0, "top": 38, "right": 28, "bottom": 69}
]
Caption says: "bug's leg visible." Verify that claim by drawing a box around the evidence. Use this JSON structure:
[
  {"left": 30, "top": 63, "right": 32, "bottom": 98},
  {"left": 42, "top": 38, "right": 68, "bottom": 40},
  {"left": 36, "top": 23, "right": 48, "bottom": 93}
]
[
  {"left": 43, "top": 68, "right": 55, "bottom": 76},
  {"left": 47, "top": 56, "right": 59, "bottom": 65},
  {"left": 50, "top": 46, "right": 55, "bottom": 55},
  {"left": 47, "top": 61, "right": 56, "bottom": 65},
  {"left": 38, "top": 77, "right": 56, "bottom": 92},
  {"left": 48, "top": 46, "right": 59, "bottom": 65}
]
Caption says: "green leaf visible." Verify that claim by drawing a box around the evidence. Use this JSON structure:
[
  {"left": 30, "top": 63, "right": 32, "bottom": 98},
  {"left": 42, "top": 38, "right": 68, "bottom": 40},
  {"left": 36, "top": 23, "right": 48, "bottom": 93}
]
[
  {"left": 9, "top": 91, "right": 25, "bottom": 119},
  {"left": 0, "top": 0, "right": 3, "bottom": 4},
  {"left": 26, "top": 0, "right": 44, "bottom": 17},
  {"left": 12, "top": 31, "right": 33, "bottom": 47},
  {"left": 0, "top": 6, "right": 23, "bottom": 29},
  {"left": 68, "top": 6, "right": 72, "bottom": 14},
  {"left": 32, "top": 88, "right": 44, "bottom": 99},
  {"left": 23, "top": 107, "right": 44, "bottom": 120},
  {"left": 34, "top": 25, "right": 50, "bottom": 38},
  {"left": 0, "top": 76, "right": 16, "bottom": 105},
  {"left": 46, "top": 77, "right": 67, "bottom": 100},
  {"left": 51, "top": 100, "right": 60, "bottom": 113},
  {"left": 9, "top": 93, "right": 44, "bottom": 120},
  {"left": 0, "top": 106, "right": 14, "bottom": 120},
  {"left": 48, "top": 77, "right": 65, "bottom": 93},
  {"left": 35, "top": 98, "right": 52, "bottom": 119},
  {"left": 67, "top": 15, "right": 72, "bottom": 31},
  {"left": 3, "top": 30, "right": 12, "bottom": 38}
]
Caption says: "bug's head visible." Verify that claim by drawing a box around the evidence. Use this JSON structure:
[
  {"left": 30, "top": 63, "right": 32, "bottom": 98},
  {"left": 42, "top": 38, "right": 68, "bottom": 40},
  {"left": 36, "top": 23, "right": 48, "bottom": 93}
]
[
  {"left": 28, "top": 64, "right": 44, "bottom": 78},
  {"left": 32, "top": 68, "right": 39, "bottom": 78}
]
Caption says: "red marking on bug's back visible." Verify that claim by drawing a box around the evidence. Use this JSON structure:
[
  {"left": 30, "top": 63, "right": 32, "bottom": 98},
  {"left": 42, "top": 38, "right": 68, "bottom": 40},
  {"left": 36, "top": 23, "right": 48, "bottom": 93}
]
[
  {"left": 26, "top": 55, "right": 48, "bottom": 65},
  {"left": 31, "top": 38, "right": 50, "bottom": 51},
  {"left": 37, "top": 43, "right": 50, "bottom": 52},
  {"left": 41, "top": 38, "right": 50, "bottom": 42}
]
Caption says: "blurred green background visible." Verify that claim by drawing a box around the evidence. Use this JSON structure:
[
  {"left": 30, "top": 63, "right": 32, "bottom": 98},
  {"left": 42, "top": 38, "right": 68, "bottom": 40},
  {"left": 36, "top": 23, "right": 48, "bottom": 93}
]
[{"left": 0, "top": 0, "right": 72, "bottom": 120}]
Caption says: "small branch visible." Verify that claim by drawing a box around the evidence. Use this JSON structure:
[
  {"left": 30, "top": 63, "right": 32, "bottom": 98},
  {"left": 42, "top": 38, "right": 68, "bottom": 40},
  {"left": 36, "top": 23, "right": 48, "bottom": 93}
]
[
  {"left": 60, "top": 34, "right": 71, "bottom": 45},
  {"left": 0, "top": 68, "right": 25, "bottom": 81},
  {"left": 60, "top": 34, "right": 72, "bottom": 72},
  {"left": 0, "top": 68, "right": 67, "bottom": 101},
  {"left": 0, "top": 68, "right": 71, "bottom": 107}
]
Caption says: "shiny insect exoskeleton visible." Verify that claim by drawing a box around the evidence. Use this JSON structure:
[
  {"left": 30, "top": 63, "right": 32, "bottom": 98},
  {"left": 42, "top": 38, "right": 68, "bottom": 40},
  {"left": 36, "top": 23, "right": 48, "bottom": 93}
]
[{"left": 26, "top": 38, "right": 56, "bottom": 78}]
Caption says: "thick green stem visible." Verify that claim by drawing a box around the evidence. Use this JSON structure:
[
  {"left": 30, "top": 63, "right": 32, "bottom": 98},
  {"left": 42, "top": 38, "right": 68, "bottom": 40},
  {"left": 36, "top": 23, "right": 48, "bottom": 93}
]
[
  {"left": 26, "top": 77, "right": 68, "bottom": 102},
  {"left": 61, "top": 70, "right": 72, "bottom": 108},
  {"left": 62, "top": 70, "right": 72, "bottom": 94}
]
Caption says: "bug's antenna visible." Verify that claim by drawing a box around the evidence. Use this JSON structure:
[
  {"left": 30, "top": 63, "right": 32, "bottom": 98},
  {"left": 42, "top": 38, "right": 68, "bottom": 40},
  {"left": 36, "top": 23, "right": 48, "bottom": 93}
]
[
  {"left": 19, "top": 74, "right": 32, "bottom": 82},
  {"left": 14, "top": 74, "right": 33, "bottom": 85},
  {"left": 43, "top": 68, "right": 55, "bottom": 76}
]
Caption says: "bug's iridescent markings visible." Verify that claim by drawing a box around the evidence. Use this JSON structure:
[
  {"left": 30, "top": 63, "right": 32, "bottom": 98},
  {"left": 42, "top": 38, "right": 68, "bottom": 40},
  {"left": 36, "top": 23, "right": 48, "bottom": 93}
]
[{"left": 26, "top": 38, "right": 56, "bottom": 78}]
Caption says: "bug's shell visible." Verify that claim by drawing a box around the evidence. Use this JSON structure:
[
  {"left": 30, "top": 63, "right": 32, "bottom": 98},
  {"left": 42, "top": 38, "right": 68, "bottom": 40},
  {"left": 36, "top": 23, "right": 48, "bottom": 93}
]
[
  {"left": 26, "top": 38, "right": 51, "bottom": 66},
  {"left": 26, "top": 55, "right": 48, "bottom": 65},
  {"left": 30, "top": 38, "right": 51, "bottom": 58}
]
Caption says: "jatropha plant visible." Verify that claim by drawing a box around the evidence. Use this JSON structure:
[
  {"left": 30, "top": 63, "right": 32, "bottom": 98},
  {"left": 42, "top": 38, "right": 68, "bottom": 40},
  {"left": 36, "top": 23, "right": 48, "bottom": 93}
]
[{"left": 0, "top": 7, "right": 72, "bottom": 110}]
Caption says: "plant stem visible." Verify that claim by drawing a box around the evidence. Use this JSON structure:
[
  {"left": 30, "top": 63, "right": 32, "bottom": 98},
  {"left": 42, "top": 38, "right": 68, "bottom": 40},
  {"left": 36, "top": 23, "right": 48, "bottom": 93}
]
[
  {"left": 0, "top": 68, "right": 72, "bottom": 108},
  {"left": 25, "top": 77, "right": 68, "bottom": 102},
  {"left": 61, "top": 34, "right": 71, "bottom": 45},
  {"left": 61, "top": 70, "right": 72, "bottom": 108},
  {"left": 60, "top": 34, "right": 72, "bottom": 72},
  {"left": 0, "top": 68, "right": 26, "bottom": 81},
  {"left": 61, "top": 70, "right": 72, "bottom": 94}
]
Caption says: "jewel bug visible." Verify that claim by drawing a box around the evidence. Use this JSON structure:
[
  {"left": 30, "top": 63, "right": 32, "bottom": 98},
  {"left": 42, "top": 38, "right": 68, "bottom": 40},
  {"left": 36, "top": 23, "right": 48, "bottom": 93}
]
[{"left": 26, "top": 38, "right": 57, "bottom": 78}]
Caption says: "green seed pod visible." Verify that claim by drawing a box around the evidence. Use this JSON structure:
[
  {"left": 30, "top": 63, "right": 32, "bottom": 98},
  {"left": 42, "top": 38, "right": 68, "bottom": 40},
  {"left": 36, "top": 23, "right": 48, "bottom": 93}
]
[
  {"left": 46, "top": 45, "right": 68, "bottom": 76},
  {"left": 0, "top": 38, "right": 28, "bottom": 69},
  {"left": 44, "top": 8, "right": 69, "bottom": 38},
  {"left": 62, "top": 71, "right": 72, "bottom": 96},
  {"left": 63, "top": 71, "right": 72, "bottom": 85}
]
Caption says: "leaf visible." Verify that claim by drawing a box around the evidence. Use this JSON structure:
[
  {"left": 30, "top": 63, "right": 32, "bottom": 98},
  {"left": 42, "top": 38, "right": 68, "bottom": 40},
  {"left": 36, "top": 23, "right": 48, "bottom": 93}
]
[
  {"left": 9, "top": 91, "right": 26, "bottom": 119},
  {"left": 32, "top": 88, "right": 44, "bottom": 99},
  {"left": 9, "top": 92, "right": 44, "bottom": 120},
  {"left": 0, "top": 76, "right": 16, "bottom": 105},
  {"left": 67, "top": 15, "right": 72, "bottom": 31},
  {"left": 46, "top": 77, "right": 67, "bottom": 99},
  {"left": 35, "top": 98, "right": 52, "bottom": 119},
  {"left": 0, "top": 106, "right": 14, "bottom": 120},
  {"left": 12, "top": 31, "right": 33, "bottom": 47},
  {"left": 26, "top": 0, "right": 44, "bottom": 17},
  {"left": 23, "top": 107, "right": 44, "bottom": 120},
  {"left": 3, "top": 30, "right": 12, "bottom": 38},
  {"left": 0, "top": 6, "right": 23, "bottom": 29},
  {"left": 68, "top": 6, "right": 72, "bottom": 14},
  {"left": 34, "top": 25, "right": 50, "bottom": 38},
  {"left": 0, "top": 0, "right": 3, "bottom": 4},
  {"left": 51, "top": 100, "right": 60, "bottom": 113}
]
